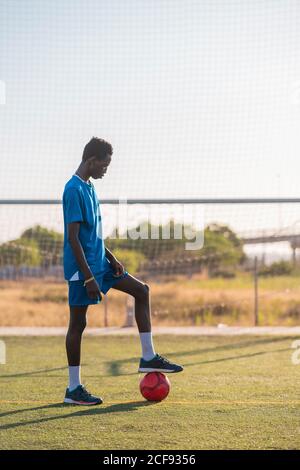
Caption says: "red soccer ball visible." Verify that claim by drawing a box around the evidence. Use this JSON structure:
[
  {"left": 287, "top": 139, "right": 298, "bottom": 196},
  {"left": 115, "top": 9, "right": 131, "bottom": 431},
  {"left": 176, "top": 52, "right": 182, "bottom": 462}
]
[{"left": 139, "top": 372, "right": 170, "bottom": 401}]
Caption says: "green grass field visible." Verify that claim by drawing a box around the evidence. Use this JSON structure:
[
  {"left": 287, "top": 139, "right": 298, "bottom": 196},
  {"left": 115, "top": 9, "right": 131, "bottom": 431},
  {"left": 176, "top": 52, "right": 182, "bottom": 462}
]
[{"left": 0, "top": 335, "right": 300, "bottom": 449}]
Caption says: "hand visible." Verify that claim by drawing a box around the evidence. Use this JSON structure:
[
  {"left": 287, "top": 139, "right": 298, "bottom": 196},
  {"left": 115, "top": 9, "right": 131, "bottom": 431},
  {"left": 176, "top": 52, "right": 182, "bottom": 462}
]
[
  {"left": 85, "top": 278, "right": 102, "bottom": 301},
  {"left": 109, "top": 257, "right": 125, "bottom": 277}
]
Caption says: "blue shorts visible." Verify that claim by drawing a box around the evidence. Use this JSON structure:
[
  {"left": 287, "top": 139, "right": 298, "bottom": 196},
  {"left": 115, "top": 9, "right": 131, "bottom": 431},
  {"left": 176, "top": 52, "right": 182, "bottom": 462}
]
[{"left": 68, "top": 267, "right": 129, "bottom": 306}]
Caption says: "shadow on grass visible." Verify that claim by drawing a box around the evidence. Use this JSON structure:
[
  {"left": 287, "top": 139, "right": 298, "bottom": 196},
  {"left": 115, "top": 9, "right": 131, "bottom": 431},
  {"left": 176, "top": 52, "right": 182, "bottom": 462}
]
[
  {"left": 103, "top": 336, "right": 292, "bottom": 376},
  {"left": 0, "top": 337, "right": 292, "bottom": 383},
  {"left": 183, "top": 347, "right": 292, "bottom": 367},
  {"left": 0, "top": 366, "right": 72, "bottom": 379},
  {"left": 0, "top": 400, "right": 156, "bottom": 430}
]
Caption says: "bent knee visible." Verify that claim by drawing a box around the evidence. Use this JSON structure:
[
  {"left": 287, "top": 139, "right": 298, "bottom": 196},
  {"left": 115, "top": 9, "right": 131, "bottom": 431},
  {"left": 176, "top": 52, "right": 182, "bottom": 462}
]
[{"left": 135, "top": 282, "right": 150, "bottom": 300}]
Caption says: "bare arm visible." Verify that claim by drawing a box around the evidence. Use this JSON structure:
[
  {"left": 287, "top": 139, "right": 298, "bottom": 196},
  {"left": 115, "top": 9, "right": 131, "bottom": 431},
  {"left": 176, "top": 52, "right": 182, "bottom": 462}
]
[
  {"left": 67, "top": 222, "right": 102, "bottom": 300},
  {"left": 105, "top": 246, "right": 115, "bottom": 263},
  {"left": 105, "top": 246, "right": 125, "bottom": 276},
  {"left": 67, "top": 222, "right": 94, "bottom": 280}
]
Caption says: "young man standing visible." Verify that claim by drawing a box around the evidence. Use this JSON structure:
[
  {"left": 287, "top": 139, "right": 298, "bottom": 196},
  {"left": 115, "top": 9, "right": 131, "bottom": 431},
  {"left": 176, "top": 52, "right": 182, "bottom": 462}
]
[{"left": 62, "top": 137, "right": 183, "bottom": 405}]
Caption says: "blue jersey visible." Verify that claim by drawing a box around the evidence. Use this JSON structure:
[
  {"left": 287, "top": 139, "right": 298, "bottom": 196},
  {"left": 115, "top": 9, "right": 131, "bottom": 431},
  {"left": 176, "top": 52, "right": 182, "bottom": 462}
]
[{"left": 62, "top": 174, "right": 110, "bottom": 281}]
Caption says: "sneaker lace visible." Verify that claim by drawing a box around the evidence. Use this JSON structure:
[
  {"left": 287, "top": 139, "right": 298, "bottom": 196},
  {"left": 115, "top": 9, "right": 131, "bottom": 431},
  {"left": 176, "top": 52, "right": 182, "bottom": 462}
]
[
  {"left": 157, "top": 355, "right": 171, "bottom": 365},
  {"left": 79, "top": 385, "right": 92, "bottom": 399}
]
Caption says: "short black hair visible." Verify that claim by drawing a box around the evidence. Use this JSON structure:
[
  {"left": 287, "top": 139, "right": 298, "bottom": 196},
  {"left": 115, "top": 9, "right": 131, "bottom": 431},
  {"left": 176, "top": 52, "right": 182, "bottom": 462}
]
[{"left": 82, "top": 137, "right": 113, "bottom": 162}]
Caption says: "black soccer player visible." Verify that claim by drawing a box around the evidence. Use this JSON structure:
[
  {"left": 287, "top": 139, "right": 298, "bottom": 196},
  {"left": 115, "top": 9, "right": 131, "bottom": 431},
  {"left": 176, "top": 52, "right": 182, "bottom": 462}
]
[{"left": 62, "top": 137, "right": 183, "bottom": 405}]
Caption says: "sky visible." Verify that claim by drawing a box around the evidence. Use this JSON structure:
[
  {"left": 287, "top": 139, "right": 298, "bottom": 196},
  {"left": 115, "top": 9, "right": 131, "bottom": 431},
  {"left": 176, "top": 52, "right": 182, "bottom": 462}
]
[{"left": 1, "top": 0, "right": 300, "bottom": 254}]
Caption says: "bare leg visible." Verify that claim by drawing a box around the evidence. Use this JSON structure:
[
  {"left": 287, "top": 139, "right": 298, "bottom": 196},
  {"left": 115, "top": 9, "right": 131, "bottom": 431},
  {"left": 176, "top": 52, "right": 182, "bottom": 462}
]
[
  {"left": 112, "top": 273, "right": 183, "bottom": 372},
  {"left": 66, "top": 305, "right": 88, "bottom": 366},
  {"left": 112, "top": 273, "right": 151, "bottom": 332}
]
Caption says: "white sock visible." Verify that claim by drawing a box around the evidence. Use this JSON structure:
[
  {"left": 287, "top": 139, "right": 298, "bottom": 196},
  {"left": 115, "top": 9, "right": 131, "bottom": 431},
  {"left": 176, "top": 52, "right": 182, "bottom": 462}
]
[
  {"left": 139, "top": 332, "right": 156, "bottom": 361},
  {"left": 68, "top": 366, "right": 81, "bottom": 391}
]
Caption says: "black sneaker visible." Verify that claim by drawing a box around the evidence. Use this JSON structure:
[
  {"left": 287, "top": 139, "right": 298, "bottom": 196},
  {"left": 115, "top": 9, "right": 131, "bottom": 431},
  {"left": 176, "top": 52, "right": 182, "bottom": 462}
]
[
  {"left": 64, "top": 385, "right": 103, "bottom": 405},
  {"left": 138, "top": 354, "right": 183, "bottom": 373}
]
